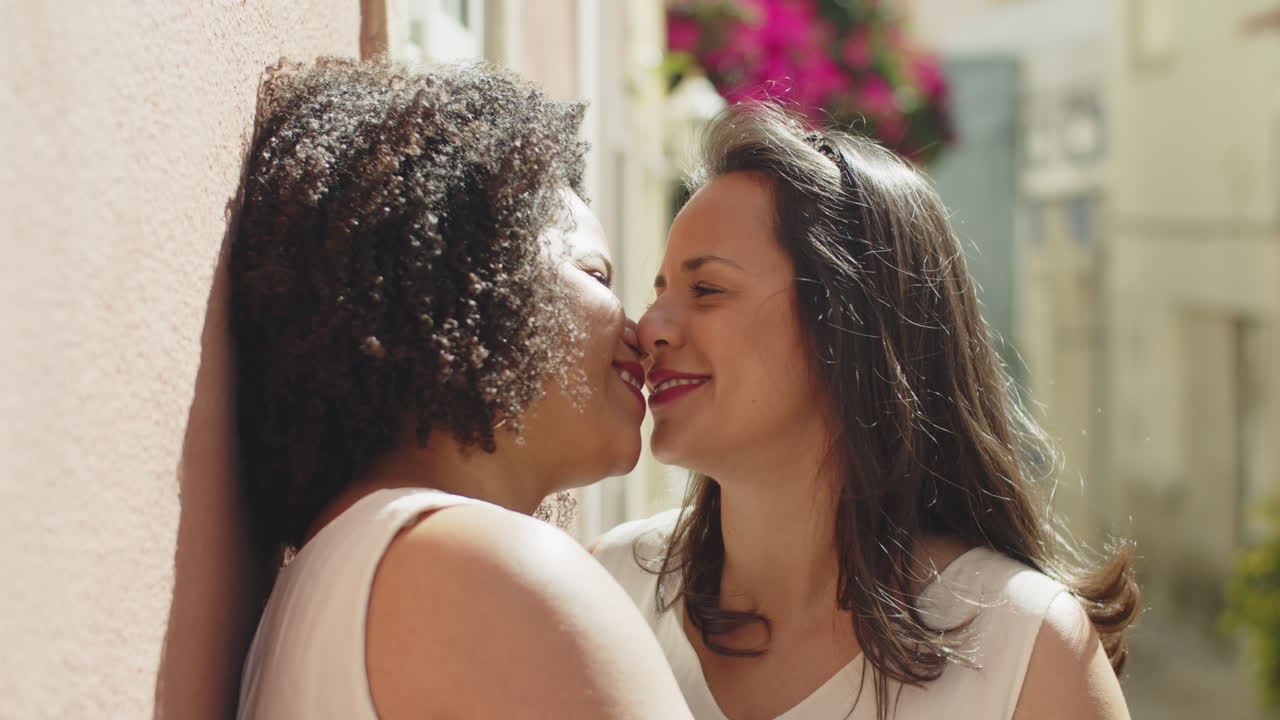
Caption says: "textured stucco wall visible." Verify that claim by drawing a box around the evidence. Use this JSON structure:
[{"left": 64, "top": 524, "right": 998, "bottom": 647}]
[{"left": 0, "top": 3, "right": 357, "bottom": 718}]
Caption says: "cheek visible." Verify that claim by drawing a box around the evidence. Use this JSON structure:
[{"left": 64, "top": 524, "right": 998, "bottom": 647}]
[
  {"left": 748, "top": 301, "right": 815, "bottom": 395},
  {"left": 778, "top": 325, "right": 814, "bottom": 379},
  {"left": 751, "top": 286, "right": 801, "bottom": 332},
  {"left": 575, "top": 289, "right": 624, "bottom": 359}
]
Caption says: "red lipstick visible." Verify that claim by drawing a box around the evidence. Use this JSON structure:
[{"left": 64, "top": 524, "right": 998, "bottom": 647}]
[
  {"left": 646, "top": 367, "right": 711, "bottom": 407},
  {"left": 613, "top": 361, "right": 647, "bottom": 412}
]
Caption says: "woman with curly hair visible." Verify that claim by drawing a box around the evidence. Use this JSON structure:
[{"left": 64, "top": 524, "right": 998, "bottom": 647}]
[
  {"left": 232, "top": 59, "right": 690, "bottom": 719},
  {"left": 593, "top": 104, "right": 1139, "bottom": 720}
]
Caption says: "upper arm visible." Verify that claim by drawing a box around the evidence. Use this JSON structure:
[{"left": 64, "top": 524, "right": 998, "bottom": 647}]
[
  {"left": 1012, "top": 592, "right": 1131, "bottom": 720},
  {"left": 366, "top": 504, "right": 691, "bottom": 720}
]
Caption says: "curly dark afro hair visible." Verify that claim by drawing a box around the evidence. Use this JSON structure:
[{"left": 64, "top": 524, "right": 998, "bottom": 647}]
[{"left": 230, "top": 58, "right": 587, "bottom": 559}]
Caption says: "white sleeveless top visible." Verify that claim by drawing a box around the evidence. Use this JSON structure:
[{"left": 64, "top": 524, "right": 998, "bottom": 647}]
[
  {"left": 237, "top": 487, "right": 481, "bottom": 720},
  {"left": 592, "top": 510, "right": 1067, "bottom": 720}
]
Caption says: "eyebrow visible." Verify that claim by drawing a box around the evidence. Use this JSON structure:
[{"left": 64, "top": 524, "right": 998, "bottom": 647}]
[{"left": 653, "top": 255, "right": 744, "bottom": 288}]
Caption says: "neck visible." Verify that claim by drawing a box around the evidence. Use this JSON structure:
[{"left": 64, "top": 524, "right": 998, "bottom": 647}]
[
  {"left": 304, "top": 426, "right": 550, "bottom": 545},
  {"left": 710, "top": 432, "right": 844, "bottom": 620}
]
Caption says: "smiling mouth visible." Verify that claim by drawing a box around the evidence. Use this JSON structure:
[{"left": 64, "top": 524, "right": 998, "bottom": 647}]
[
  {"left": 612, "top": 362, "right": 647, "bottom": 414},
  {"left": 615, "top": 366, "right": 643, "bottom": 391},
  {"left": 649, "top": 376, "right": 710, "bottom": 407}
]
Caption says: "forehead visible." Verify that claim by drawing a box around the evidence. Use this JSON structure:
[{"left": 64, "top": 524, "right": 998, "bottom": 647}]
[
  {"left": 667, "top": 172, "right": 778, "bottom": 259},
  {"left": 546, "top": 189, "right": 609, "bottom": 258}
]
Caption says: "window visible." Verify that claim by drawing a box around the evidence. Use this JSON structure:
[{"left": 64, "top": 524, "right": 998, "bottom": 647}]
[{"left": 388, "top": 0, "right": 486, "bottom": 64}]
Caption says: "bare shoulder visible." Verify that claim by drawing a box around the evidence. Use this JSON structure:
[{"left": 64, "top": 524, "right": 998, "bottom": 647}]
[
  {"left": 1012, "top": 592, "right": 1131, "bottom": 720},
  {"left": 366, "top": 502, "right": 691, "bottom": 720}
]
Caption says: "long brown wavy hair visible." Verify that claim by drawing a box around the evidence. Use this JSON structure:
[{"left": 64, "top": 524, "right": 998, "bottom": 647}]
[{"left": 655, "top": 104, "right": 1139, "bottom": 718}]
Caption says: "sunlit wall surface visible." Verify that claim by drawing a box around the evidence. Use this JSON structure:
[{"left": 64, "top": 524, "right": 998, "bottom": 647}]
[{"left": 0, "top": 3, "right": 359, "bottom": 719}]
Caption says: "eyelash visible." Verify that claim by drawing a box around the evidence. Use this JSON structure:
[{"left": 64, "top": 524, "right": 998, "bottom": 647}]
[
  {"left": 588, "top": 269, "right": 612, "bottom": 288},
  {"left": 645, "top": 282, "right": 721, "bottom": 310}
]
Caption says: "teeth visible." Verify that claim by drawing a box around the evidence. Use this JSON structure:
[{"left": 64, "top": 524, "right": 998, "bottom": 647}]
[
  {"left": 615, "top": 368, "right": 642, "bottom": 389},
  {"left": 655, "top": 377, "right": 707, "bottom": 393}
]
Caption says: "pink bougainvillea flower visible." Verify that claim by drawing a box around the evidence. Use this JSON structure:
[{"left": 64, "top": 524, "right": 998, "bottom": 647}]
[
  {"left": 876, "top": 112, "right": 907, "bottom": 146},
  {"left": 667, "top": 14, "right": 701, "bottom": 53},
  {"left": 910, "top": 53, "right": 948, "bottom": 100},
  {"left": 883, "top": 24, "right": 907, "bottom": 51},
  {"left": 751, "top": 0, "right": 820, "bottom": 50},
  {"left": 734, "top": 0, "right": 822, "bottom": 73},
  {"left": 718, "top": 83, "right": 751, "bottom": 104},
  {"left": 732, "top": 1, "right": 848, "bottom": 110},
  {"left": 857, "top": 73, "right": 897, "bottom": 116},
  {"left": 800, "top": 55, "right": 848, "bottom": 110},
  {"left": 809, "top": 24, "right": 853, "bottom": 107},
  {"left": 811, "top": 16, "right": 836, "bottom": 47},
  {"left": 667, "top": 0, "right": 954, "bottom": 163},
  {"left": 707, "top": 0, "right": 832, "bottom": 105},
  {"left": 703, "top": 21, "right": 761, "bottom": 78},
  {"left": 842, "top": 26, "right": 873, "bottom": 69}
]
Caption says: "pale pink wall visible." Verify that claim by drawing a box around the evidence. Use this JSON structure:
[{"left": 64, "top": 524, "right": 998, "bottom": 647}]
[{"left": 0, "top": 3, "right": 357, "bottom": 718}]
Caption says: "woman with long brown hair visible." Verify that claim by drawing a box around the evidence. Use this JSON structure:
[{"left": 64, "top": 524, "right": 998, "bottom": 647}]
[{"left": 593, "top": 103, "right": 1139, "bottom": 719}]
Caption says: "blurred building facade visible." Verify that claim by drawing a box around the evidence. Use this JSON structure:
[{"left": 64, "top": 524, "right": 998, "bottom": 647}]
[
  {"left": 907, "top": 0, "right": 1279, "bottom": 715},
  {"left": 1101, "top": 2, "right": 1277, "bottom": 713}
]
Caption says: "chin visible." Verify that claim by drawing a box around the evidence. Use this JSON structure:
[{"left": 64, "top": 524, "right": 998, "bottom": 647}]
[
  {"left": 648, "top": 426, "right": 687, "bottom": 467},
  {"left": 608, "top": 435, "right": 643, "bottom": 477},
  {"left": 564, "top": 434, "right": 641, "bottom": 488},
  {"left": 649, "top": 444, "right": 678, "bottom": 467},
  {"left": 650, "top": 434, "right": 719, "bottom": 478}
]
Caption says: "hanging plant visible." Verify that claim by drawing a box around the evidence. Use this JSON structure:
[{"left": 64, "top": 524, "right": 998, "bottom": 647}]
[
  {"left": 1223, "top": 504, "right": 1280, "bottom": 708},
  {"left": 665, "top": 0, "right": 954, "bottom": 165}
]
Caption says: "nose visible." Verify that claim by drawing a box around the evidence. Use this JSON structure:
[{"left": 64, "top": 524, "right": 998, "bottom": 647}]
[{"left": 636, "top": 298, "right": 680, "bottom": 357}]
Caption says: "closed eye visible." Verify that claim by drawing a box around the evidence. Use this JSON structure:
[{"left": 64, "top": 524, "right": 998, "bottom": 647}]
[
  {"left": 587, "top": 268, "right": 612, "bottom": 288},
  {"left": 579, "top": 250, "right": 614, "bottom": 289},
  {"left": 690, "top": 283, "right": 722, "bottom": 298}
]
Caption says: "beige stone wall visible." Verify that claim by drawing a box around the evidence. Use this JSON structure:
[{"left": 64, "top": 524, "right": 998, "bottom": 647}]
[
  {"left": 1103, "top": 0, "right": 1278, "bottom": 564},
  {"left": 1100, "top": 2, "right": 1276, "bottom": 716},
  {"left": 901, "top": 0, "right": 1005, "bottom": 47},
  {"left": 885, "top": 0, "right": 1278, "bottom": 714},
  {"left": 0, "top": 3, "right": 358, "bottom": 718}
]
